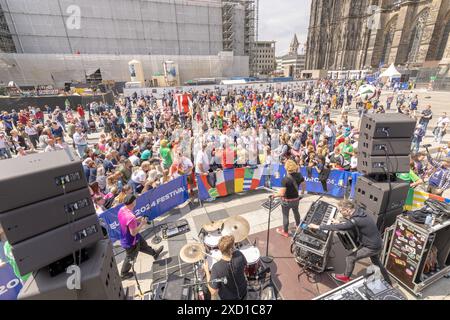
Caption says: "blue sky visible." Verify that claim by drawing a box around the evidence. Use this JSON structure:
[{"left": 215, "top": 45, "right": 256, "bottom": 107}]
[{"left": 259, "top": 0, "right": 312, "bottom": 56}]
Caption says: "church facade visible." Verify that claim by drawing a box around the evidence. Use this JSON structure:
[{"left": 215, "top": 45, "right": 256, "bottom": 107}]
[
  {"left": 305, "top": 0, "right": 450, "bottom": 74},
  {"left": 276, "top": 34, "right": 306, "bottom": 78}
]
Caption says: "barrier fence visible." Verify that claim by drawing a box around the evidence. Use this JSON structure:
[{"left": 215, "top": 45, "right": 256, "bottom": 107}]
[
  {"left": 99, "top": 175, "right": 189, "bottom": 243},
  {"left": 197, "top": 165, "right": 361, "bottom": 201}
]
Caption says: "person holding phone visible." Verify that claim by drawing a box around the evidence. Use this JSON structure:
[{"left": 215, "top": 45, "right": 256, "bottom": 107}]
[{"left": 118, "top": 194, "right": 164, "bottom": 280}]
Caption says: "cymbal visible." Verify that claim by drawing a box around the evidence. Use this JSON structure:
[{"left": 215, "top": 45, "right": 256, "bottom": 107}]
[
  {"left": 221, "top": 216, "right": 250, "bottom": 243},
  {"left": 179, "top": 242, "right": 204, "bottom": 264},
  {"left": 203, "top": 219, "right": 225, "bottom": 232}
]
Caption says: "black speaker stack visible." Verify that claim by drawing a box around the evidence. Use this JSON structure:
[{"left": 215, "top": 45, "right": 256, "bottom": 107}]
[
  {"left": 0, "top": 150, "right": 124, "bottom": 300},
  {"left": 355, "top": 114, "right": 416, "bottom": 231}
]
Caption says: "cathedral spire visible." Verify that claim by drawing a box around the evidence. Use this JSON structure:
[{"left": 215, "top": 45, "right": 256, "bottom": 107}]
[{"left": 289, "top": 34, "right": 299, "bottom": 55}]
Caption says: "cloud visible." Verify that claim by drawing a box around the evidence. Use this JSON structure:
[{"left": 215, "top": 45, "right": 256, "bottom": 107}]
[{"left": 259, "top": 0, "right": 311, "bottom": 56}]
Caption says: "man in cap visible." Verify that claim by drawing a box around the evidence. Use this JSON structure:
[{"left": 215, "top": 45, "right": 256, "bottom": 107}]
[{"left": 118, "top": 194, "right": 164, "bottom": 280}]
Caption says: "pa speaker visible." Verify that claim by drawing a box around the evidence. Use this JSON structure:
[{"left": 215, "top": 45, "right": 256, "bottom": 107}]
[
  {"left": 11, "top": 214, "right": 102, "bottom": 276},
  {"left": 19, "top": 239, "right": 124, "bottom": 300},
  {"left": 0, "top": 150, "right": 85, "bottom": 213},
  {"left": 354, "top": 175, "right": 410, "bottom": 214},
  {"left": 357, "top": 153, "right": 410, "bottom": 175},
  {"left": 0, "top": 188, "right": 95, "bottom": 245},
  {"left": 360, "top": 114, "right": 416, "bottom": 139},
  {"left": 359, "top": 137, "right": 411, "bottom": 156}
]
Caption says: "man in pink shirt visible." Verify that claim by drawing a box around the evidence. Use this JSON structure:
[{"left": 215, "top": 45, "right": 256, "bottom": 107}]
[{"left": 118, "top": 194, "right": 163, "bottom": 280}]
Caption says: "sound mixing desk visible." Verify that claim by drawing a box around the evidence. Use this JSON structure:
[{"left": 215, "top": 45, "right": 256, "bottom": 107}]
[{"left": 315, "top": 276, "right": 407, "bottom": 300}]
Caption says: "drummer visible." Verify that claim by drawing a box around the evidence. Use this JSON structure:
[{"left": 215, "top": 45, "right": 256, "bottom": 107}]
[{"left": 203, "top": 235, "right": 248, "bottom": 300}]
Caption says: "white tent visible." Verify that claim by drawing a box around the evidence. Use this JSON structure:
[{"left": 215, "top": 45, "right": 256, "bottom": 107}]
[{"left": 379, "top": 63, "right": 401, "bottom": 78}]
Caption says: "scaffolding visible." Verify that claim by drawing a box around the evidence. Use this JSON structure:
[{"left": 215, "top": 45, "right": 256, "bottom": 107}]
[
  {"left": 222, "top": 0, "right": 258, "bottom": 76},
  {"left": 0, "top": 3, "right": 16, "bottom": 53}
]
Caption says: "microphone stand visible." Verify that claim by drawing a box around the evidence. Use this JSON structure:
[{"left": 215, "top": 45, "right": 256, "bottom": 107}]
[{"left": 257, "top": 186, "right": 278, "bottom": 264}]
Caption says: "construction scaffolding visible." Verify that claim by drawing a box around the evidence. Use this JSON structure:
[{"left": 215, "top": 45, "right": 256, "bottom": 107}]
[
  {"left": 222, "top": 0, "right": 258, "bottom": 76},
  {"left": 0, "top": 3, "right": 16, "bottom": 53}
]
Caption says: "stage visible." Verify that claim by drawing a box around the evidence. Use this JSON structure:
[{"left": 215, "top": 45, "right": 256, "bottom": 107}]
[{"left": 117, "top": 192, "right": 381, "bottom": 300}]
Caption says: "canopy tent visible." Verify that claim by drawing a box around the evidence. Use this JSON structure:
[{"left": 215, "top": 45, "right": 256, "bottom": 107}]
[{"left": 379, "top": 63, "right": 401, "bottom": 78}]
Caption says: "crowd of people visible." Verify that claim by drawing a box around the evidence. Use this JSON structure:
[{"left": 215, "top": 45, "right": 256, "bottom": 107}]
[{"left": 1, "top": 80, "right": 450, "bottom": 209}]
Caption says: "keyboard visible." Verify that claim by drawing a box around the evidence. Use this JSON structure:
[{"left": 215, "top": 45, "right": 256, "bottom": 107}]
[{"left": 303, "top": 201, "right": 337, "bottom": 241}]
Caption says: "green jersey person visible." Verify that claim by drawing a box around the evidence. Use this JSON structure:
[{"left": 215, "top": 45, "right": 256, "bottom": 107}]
[
  {"left": 159, "top": 139, "right": 173, "bottom": 169},
  {"left": 396, "top": 163, "right": 423, "bottom": 188},
  {"left": 339, "top": 137, "right": 354, "bottom": 162}
]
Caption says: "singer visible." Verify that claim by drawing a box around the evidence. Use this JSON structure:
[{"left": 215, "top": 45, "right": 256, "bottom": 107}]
[{"left": 203, "top": 235, "right": 248, "bottom": 300}]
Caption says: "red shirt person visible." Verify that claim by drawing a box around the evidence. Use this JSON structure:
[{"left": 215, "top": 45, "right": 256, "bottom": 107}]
[{"left": 77, "top": 105, "right": 85, "bottom": 118}]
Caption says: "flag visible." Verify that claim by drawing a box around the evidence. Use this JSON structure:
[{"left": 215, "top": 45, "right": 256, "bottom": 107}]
[
  {"left": 224, "top": 169, "right": 235, "bottom": 195},
  {"left": 199, "top": 174, "right": 218, "bottom": 199},
  {"left": 244, "top": 167, "right": 254, "bottom": 191},
  {"left": 175, "top": 94, "right": 191, "bottom": 114},
  {"left": 403, "top": 189, "right": 448, "bottom": 211},
  {"left": 250, "top": 165, "right": 264, "bottom": 190},
  {"left": 234, "top": 167, "right": 245, "bottom": 193},
  {"left": 215, "top": 170, "right": 227, "bottom": 197}
]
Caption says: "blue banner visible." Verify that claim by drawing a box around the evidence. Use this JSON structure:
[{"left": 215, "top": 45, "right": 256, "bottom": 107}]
[
  {"left": 0, "top": 243, "right": 23, "bottom": 300},
  {"left": 99, "top": 175, "right": 189, "bottom": 243},
  {"left": 270, "top": 166, "right": 355, "bottom": 198}
]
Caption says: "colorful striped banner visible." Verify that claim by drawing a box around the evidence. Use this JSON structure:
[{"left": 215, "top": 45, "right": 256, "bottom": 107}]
[
  {"left": 250, "top": 166, "right": 264, "bottom": 190},
  {"left": 404, "top": 188, "right": 450, "bottom": 211},
  {"left": 243, "top": 167, "right": 255, "bottom": 191},
  {"left": 215, "top": 170, "right": 227, "bottom": 197},
  {"left": 224, "top": 169, "right": 235, "bottom": 195},
  {"left": 234, "top": 167, "right": 245, "bottom": 193}
]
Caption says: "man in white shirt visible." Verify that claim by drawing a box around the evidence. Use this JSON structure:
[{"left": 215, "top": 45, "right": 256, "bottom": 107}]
[
  {"left": 434, "top": 112, "right": 449, "bottom": 144},
  {"left": 128, "top": 148, "right": 141, "bottom": 167},
  {"left": 131, "top": 161, "right": 150, "bottom": 194},
  {"left": 195, "top": 144, "right": 210, "bottom": 174},
  {"left": 73, "top": 126, "right": 88, "bottom": 158},
  {"left": 24, "top": 121, "right": 39, "bottom": 149}
]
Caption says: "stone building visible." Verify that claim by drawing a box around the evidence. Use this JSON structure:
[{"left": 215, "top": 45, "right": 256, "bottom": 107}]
[
  {"left": 276, "top": 34, "right": 306, "bottom": 78},
  {"left": 254, "top": 41, "right": 276, "bottom": 76},
  {"left": 305, "top": 0, "right": 450, "bottom": 77}
]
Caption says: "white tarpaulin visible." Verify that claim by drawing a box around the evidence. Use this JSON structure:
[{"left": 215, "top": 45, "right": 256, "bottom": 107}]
[{"left": 379, "top": 63, "right": 401, "bottom": 78}]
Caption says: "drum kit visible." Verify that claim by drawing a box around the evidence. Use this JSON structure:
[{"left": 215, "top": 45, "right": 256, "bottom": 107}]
[{"left": 179, "top": 215, "right": 263, "bottom": 280}]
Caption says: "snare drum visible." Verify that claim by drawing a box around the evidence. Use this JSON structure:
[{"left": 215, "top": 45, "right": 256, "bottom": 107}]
[
  {"left": 203, "top": 230, "right": 222, "bottom": 252},
  {"left": 207, "top": 249, "right": 223, "bottom": 270},
  {"left": 239, "top": 245, "right": 261, "bottom": 278}
]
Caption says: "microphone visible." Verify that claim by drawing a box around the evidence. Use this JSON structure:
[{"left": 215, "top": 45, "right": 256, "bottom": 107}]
[{"left": 423, "top": 144, "right": 432, "bottom": 148}]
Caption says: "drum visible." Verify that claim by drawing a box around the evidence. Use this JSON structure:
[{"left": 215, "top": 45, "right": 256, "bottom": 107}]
[
  {"left": 207, "top": 249, "right": 223, "bottom": 270},
  {"left": 203, "top": 230, "right": 222, "bottom": 251},
  {"left": 239, "top": 245, "right": 261, "bottom": 278}
]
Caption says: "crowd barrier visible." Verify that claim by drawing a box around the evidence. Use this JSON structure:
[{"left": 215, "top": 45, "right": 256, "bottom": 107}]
[
  {"left": 197, "top": 165, "right": 361, "bottom": 201},
  {"left": 99, "top": 175, "right": 189, "bottom": 243}
]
